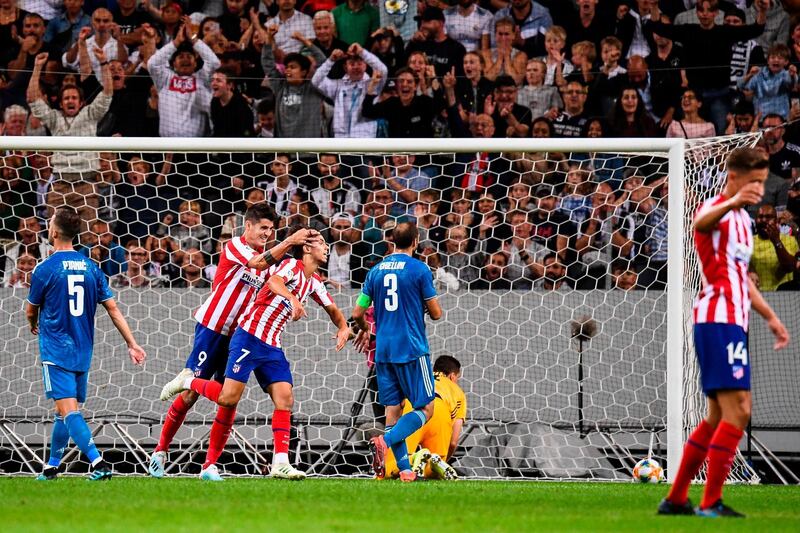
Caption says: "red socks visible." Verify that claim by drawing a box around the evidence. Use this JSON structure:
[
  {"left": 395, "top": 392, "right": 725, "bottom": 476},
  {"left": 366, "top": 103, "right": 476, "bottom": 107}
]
[
  {"left": 156, "top": 394, "right": 191, "bottom": 452},
  {"left": 203, "top": 405, "right": 236, "bottom": 469},
  {"left": 272, "top": 409, "right": 291, "bottom": 456},
  {"left": 701, "top": 421, "right": 743, "bottom": 509},
  {"left": 667, "top": 420, "right": 715, "bottom": 505},
  {"left": 190, "top": 378, "right": 222, "bottom": 403}
]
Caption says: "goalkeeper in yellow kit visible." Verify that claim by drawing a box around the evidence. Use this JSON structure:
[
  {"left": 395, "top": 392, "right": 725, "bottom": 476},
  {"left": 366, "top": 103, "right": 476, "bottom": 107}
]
[{"left": 384, "top": 355, "right": 466, "bottom": 480}]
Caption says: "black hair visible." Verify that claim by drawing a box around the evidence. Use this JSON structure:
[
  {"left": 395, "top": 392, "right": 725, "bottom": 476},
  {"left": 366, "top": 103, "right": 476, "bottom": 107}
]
[
  {"left": 53, "top": 207, "right": 81, "bottom": 241},
  {"left": 433, "top": 355, "right": 461, "bottom": 375},
  {"left": 244, "top": 202, "right": 278, "bottom": 224}
]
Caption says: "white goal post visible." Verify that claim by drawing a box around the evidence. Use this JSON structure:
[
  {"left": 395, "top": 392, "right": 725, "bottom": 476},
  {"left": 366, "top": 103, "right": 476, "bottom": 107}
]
[{"left": 0, "top": 134, "right": 765, "bottom": 481}]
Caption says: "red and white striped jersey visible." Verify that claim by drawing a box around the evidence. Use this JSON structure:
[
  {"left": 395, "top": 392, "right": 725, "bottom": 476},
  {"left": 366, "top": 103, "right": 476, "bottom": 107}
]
[
  {"left": 692, "top": 195, "right": 753, "bottom": 330},
  {"left": 194, "top": 236, "right": 266, "bottom": 336},
  {"left": 237, "top": 258, "right": 333, "bottom": 348}
]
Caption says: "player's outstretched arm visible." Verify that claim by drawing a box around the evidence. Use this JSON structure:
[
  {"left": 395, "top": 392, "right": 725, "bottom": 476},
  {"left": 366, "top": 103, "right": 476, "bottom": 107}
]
[
  {"left": 248, "top": 229, "right": 321, "bottom": 271},
  {"left": 425, "top": 297, "right": 443, "bottom": 320},
  {"left": 350, "top": 294, "right": 371, "bottom": 334},
  {"left": 102, "top": 299, "right": 147, "bottom": 365},
  {"left": 267, "top": 274, "right": 306, "bottom": 320},
  {"left": 748, "top": 278, "right": 790, "bottom": 350},
  {"left": 323, "top": 303, "right": 350, "bottom": 351},
  {"left": 25, "top": 302, "right": 40, "bottom": 335},
  {"left": 693, "top": 182, "right": 762, "bottom": 233}
]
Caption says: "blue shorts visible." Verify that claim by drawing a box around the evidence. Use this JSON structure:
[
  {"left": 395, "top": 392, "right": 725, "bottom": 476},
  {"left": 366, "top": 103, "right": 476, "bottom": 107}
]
[
  {"left": 185, "top": 323, "right": 230, "bottom": 382},
  {"left": 376, "top": 355, "right": 435, "bottom": 409},
  {"left": 226, "top": 328, "right": 292, "bottom": 391},
  {"left": 42, "top": 363, "right": 88, "bottom": 403},
  {"left": 694, "top": 323, "right": 750, "bottom": 396}
]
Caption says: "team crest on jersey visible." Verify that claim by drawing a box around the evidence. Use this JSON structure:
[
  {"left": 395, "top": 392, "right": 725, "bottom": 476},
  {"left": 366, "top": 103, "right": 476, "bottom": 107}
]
[
  {"left": 232, "top": 364, "right": 241, "bottom": 374},
  {"left": 732, "top": 365, "right": 744, "bottom": 380}
]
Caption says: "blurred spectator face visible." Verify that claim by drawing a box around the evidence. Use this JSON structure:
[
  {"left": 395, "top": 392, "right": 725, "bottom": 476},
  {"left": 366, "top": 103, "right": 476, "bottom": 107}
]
[
  {"left": 577, "top": 0, "right": 597, "bottom": 13},
  {"left": 463, "top": 52, "right": 482, "bottom": 80},
  {"left": 211, "top": 72, "right": 233, "bottom": 99},
  {"left": 420, "top": 18, "right": 443, "bottom": 41},
  {"left": 762, "top": 116, "right": 784, "bottom": 145},
  {"left": 445, "top": 225, "right": 469, "bottom": 254},
  {"left": 271, "top": 156, "right": 291, "bottom": 178},
  {"left": 734, "top": 111, "right": 755, "bottom": 132},
  {"left": 182, "top": 248, "right": 206, "bottom": 275},
  {"left": 724, "top": 12, "right": 744, "bottom": 26},
  {"left": 696, "top": 1, "right": 718, "bottom": 29},
  {"left": 257, "top": 110, "right": 275, "bottom": 132},
  {"left": 3, "top": 111, "right": 27, "bottom": 136},
  {"left": 92, "top": 221, "right": 113, "bottom": 247},
  {"left": 511, "top": 0, "right": 530, "bottom": 8},
  {"left": 60, "top": 88, "right": 83, "bottom": 117},
  {"left": 525, "top": 61, "right": 546, "bottom": 86},
  {"left": 92, "top": 9, "right": 112, "bottom": 37},
  {"left": 23, "top": 14, "right": 45, "bottom": 40},
  {"left": 470, "top": 113, "right": 495, "bottom": 138},
  {"left": 586, "top": 119, "right": 603, "bottom": 138},
  {"left": 680, "top": 89, "right": 701, "bottom": 114},
  {"left": 16, "top": 253, "right": 36, "bottom": 286},
  {"left": 545, "top": 32, "right": 565, "bottom": 57},
  {"left": 173, "top": 51, "right": 198, "bottom": 76},
  {"left": 345, "top": 56, "right": 367, "bottom": 80},
  {"left": 493, "top": 83, "right": 516, "bottom": 105},
  {"left": 244, "top": 188, "right": 266, "bottom": 208},
  {"left": 330, "top": 217, "right": 353, "bottom": 243},
  {"left": 284, "top": 59, "right": 308, "bottom": 85},
  {"left": 563, "top": 82, "right": 586, "bottom": 114},
  {"left": 225, "top": 0, "right": 245, "bottom": 14},
  {"left": 179, "top": 204, "right": 201, "bottom": 227},
  {"left": 407, "top": 53, "right": 427, "bottom": 76},
  {"left": 537, "top": 193, "right": 558, "bottom": 212},
  {"left": 510, "top": 212, "right": 532, "bottom": 239},
  {"left": 476, "top": 192, "right": 496, "bottom": 214},
  {"left": 318, "top": 154, "right": 340, "bottom": 179},
  {"left": 391, "top": 154, "right": 414, "bottom": 170},
  {"left": 29, "top": 152, "right": 50, "bottom": 171},
  {"left": 451, "top": 194, "right": 471, "bottom": 214},
  {"left": 768, "top": 51, "right": 789, "bottom": 74},
  {"left": 495, "top": 21, "right": 514, "bottom": 48},
  {"left": 614, "top": 267, "right": 638, "bottom": 289},
  {"left": 126, "top": 244, "right": 148, "bottom": 267},
  {"left": 162, "top": 3, "right": 181, "bottom": 24},
  {"left": 313, "top": 14, "right": 334, "bottom": 42},
  {"left": 278, "top": 0, "right": 296, "bottom": 12},
  {"left": 627, "top": 57, "right": 647, "bottom": 84},
  {"left": 485, "top": 252, "right": 508, "bottom": 280},
  {"left": 620, "top": 88, "right": 639, "bottom": 115},
  {"left": 531, "top": 118, "right": 552, "bottom": 137},
  {"left": 149, "top": 237, "right": 173, "bottom": 263},
  {"left": 109, "top": 61, "right": 126, "bottom": 90},
  {"left": 396, "top": 71, "right": 418, "bottom": 99},
  {"left": 748, "top": 270, "right": 760, "bottom": 289},
  {"left": 64, "top": 0, "right": 83, "bottom": 16},
  {"left": 510, "top": 182, "right": 530, "bottom": 203},
  {"left": 755, "top": 205, "right": 778, "bottom": 238},
  {"left": 419, "top": 246, "right": 442, "bottom": 269},
  {"left": 371, "top": 189, "right": 394, "bottom": 216},
  {"left": 593, "top": 182, "right": 615, "bottom": 208},
  {"left": 18, "top": 217, "right": 41, "bottom": 244},
  {"left": 127, "top": 158, "right": 149, "bottom": 184},
  {"left": 543, "top": 255, "right": 565, "bottom": 283}
]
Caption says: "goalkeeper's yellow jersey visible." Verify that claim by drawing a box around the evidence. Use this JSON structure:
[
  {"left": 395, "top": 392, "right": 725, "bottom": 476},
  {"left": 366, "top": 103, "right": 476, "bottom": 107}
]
[{"left": 433, "top": 372, "right": 467, "bottom": 421}]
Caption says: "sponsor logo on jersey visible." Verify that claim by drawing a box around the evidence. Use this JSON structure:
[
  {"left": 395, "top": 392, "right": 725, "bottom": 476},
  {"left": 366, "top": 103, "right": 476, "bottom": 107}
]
[{"left": 241, "top": 270, "right": 264, "bottom": 289}]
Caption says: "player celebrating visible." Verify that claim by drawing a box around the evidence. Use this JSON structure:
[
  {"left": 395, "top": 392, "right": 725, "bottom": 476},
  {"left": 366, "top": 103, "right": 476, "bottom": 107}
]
[
  {"left": 382, "top": 355, "right": 465, "bottom": 480},
  {"left": 351, "top": 221, "right": 443, "bottom": 482},
  {"left": 148, "top": 204, "right": 319, "bottom": 478},
  {"left": 26, "top": 207, "right": 147, "bottom": 481},
  {"left": 658, "top": 148, "right": 789, "bottom": 517},
  {"left": 160, "top": 226, "right": 354, "bottom": 480}
]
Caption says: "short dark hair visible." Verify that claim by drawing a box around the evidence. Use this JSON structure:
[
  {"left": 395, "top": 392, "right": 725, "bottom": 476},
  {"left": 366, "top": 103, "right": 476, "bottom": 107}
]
[
  {"left": 727, "top": 147, "right": 769, "bottom": 173},
  {"left": 284, "top": 53, "right": 311, "bottom": 73},
  {"left": 494, "top": 75, "right": 516, "bottom": 90},
  {"left": 286, "top": 224, "right": 308, "bottom": 259},
  {"left": 213, "top": 66, "right": 237, "bottom": 84},
  {"left": 433, "top": 355, "right": 461, "bottom": 375},
  {"left": 59, "top": 83, "right": 84, "bottom": 103},
  {"left": 244, "top": 202, "right": 277, "bottom": 223},
  {"left": 392, "top": 221, "right": 418, "bottom": 249},
  {"left": 53, "top": 207, "right": 81, "bottom": 241}
]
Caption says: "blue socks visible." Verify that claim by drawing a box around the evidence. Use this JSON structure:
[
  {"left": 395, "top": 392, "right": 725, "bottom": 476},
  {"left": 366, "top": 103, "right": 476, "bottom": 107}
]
[
  {"left": 64, "top": 411, "right": 101, "bottom": 466},
  {"left": 384, "top": 410, "right": 427, "bottom": 472},
  {"left": 47, "top": 415, "right": 70, "bottom": 468}
]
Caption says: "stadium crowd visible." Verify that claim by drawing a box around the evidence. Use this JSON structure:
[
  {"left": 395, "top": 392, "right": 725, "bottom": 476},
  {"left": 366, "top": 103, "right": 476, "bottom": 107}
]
[{"left": 1, "top": 0, "right": 799, "bottom": 291}]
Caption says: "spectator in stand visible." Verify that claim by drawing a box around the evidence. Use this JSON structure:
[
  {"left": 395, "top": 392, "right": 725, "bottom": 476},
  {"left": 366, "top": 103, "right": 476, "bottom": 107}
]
[
  {"left": 563, "top": 0, "right": 627, "bottom": 53},
  {"left": 1, "top": 0, "right": 29, "bottom": 68},
  {"left": 645, "top": 0, "right": 769, "bottom": 135},
  {"left": 210, "top": 67, "right": 255, "bottom": 137},
  {"left": 552, "top": 80, "right": 589, "bottom": 137},
  {"left": 413, "top": 188, "right": 446, "bottom": 248},
  {"left": 747, "top": 138, "right": 790, "bottom": 216},
  {"left": 419, "top": 245, "right": 461, "bottom": 292},
  {"left": 144, "top": 233, "right": 180, "bottom": 283},
  {"left": 751, "top": 204, "right": 799, "bottom": 291},
  {"left": 366, "top": 25, "right": 404, "bottom": 76},
  {"left": 452, "top": 51, "right": 492, "bottom": 116},
  {"left": 332, "top": 0, "right": 379, "bottom": 46},
  {"left": 646, "top": 20, "right": 686, "bottom": 130},
  {"left": 726, "top": 99, "right": 758, "bottom": 135},
  {"left": 481, "top": 17, "right": 527, "bottom": 85},
  {"left": 378, "top": 0, "right": 417, "bottom": 42},
  {"left": 531, "top": 116, "right": 554, "bottom": 137},
  {"left": 535, "top": 25, "right": 573, "bottom": 87},
  {"left": 559, "top": 168, "right": 593, "bottom": 225},
  {"left": 1, "top": 105, "right": 29, "bottom": 136},
  {"left": 5, "top": 252, "right": 36, "bottom": 288},
  {"left": 160, "top": 200, "right": 213, "bottom": 255},
  {"left": 88, "top": 53, "right": 153, "bottom": 137},
  {"left": 611, "top": 259, "right": 639, "bottom": 290},
  {"left": 471, "top": 250, "right": 513, "bottom": 289},
  {"left": 490, "top": 0, "right": 553, "bottom": 57},
  {"left": 472, "top": 190, "right": 507, "bottom": 254},
  {"left": 172, "top": 247, "right": 211, "bottom": 288},
  {"left": 566, "top": 40, "right": 596, "bottom": 87},
  {"left": 147, "top": 22, "right": 220, "bottom": 137},
  {"left": 531, "top": 184, "right": 574, "bottom": 262},
  {"left": 28, "top": 50, "right": 112, "bottom": 229},
  {"left": 444, "top": 0, "right": 492, "bottom": 53},
  {"left": 326, "top": 212, "right": 370, "bottom": 287},
  {"left": 259, "top": 23, "right": 326, "bottom": 137},
  {"left": 517, "top": 59, "right": 562, "bottom": 120},
  {"left": 218, "top": 0, "right": 249, "bottom": 42},
  {"left": 406, "top": 7, "right": 467, "bottom": 78},
  {"left": 502, "top": 209, "right": 547, "bottom": 288},
  {"left": 114, "top": 156, "right": 170, "bottom": 245},
  {"left": 283, "top": 190, "right": 328, "bottom": 236},
  {"left": 2, "top": 216, "right": 49, "bottom": 283},
  {"left": 63, "top": 9, "right": 127, "bottom": 80},
  {"left": 362, "top": 67, "right": 444, "bottom": 138},
  {"left": 666, "top": 88, "right": 716, "bottom": 139},
  {"left": 441, "top": 224, "right": 481, "bottom": 285},
  {"left": 312, "top": 10, "right": 348, "bottom": 58},
  {"left": 357, "top": 188, "right": 401, "bottom": 268},
  {"left": 381, "top": 154, "right": 433, "bottom": 216},
  {"left": 311, "top": 43, "right": 388, "bottom": 138},
  {"left": 740, "top": 43, "right": 797, "bottom": 121},
  {"left": 726, "top": 6, "right": 766, "bottom": 99},
  {"left": 111, "top": 241, "right": 166, "bottom": 288},
  {"left": 607, "top": 85, "right": 659, "bottom": 137},
  {"left": 486, "top": 75, "right": 532, "bottom": 138},
  {"left": 44, "top": 0, "right": 91, "bottom": 56},
  {"left": 80, "top": 218, "right": 127, "bottom": 277},
  {"left": 534, "top": 252, "right": 570, "bottom": 290},
  {"left": 263, "top": 0, "right": 314, "bottom": 55},
  {"left": 574, "top": 181, "right": 621, "bottom": 289},
  {"left": 28, "top": 151, "right": 53, "bottom": 221},
  {"left": 263, "top": 153, "right": 301, "bottom": 216},
  {"left": 761, "top": 113, "right": 800, "bottom": 182},
  {"left": 310, "top": 153, "right": 361, "bottom": 223},
  {"left": 746, "top": 0, "right": 790, "bottom": 53},
  {"left": 7, "top": 12, "right": 59, "bottom": 111}
]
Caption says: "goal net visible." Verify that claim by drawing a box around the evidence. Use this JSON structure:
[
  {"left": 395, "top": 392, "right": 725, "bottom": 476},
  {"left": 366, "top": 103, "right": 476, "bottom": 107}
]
[{"left": 0, "top": 134, "right": 790, "bottom": 482}]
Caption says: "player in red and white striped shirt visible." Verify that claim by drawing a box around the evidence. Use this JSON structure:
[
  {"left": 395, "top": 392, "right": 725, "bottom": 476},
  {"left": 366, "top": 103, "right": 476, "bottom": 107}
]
[
  {"left": 161, "top": 225, "right": 361, "bottom": 480},
  {"left": 149, "top": 204, "right": 320, "bottom": 479},
  {"left": 660, "top": 147, "right": 789, "bottom": 517}
]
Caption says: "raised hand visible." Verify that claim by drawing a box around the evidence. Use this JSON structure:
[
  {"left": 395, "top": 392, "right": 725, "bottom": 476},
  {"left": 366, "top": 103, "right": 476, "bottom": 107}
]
[
  {"left": 329, "top": 48, "right": 345, "bottom": 62},
  {"left": 79, "top": 26, "right": 92, "bottom": 43},
  {"left": 347, "top": 42, "right": 363, "bottom": 57},
  {"left": 34, "top": 52, "right": 49, "bottom": 69},
  {"left": 94, "top": 46, "right": 107, "bottom": 64},
  {"left": 443, "top": 66, "right": 456, "bottom": 90},
  {"left": 730, "top": 181, "right": 763, "bottom": 208}
]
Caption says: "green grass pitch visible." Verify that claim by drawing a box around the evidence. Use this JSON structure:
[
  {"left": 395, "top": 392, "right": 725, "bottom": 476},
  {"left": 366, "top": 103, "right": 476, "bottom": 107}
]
[{"left": 1, "top": 477, "right": 798, "bottom": 532}]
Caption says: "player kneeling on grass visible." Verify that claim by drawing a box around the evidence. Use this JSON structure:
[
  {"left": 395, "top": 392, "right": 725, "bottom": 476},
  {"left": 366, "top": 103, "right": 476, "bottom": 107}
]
[
  {"left": 26, "top": 207, "right": 147, "bottom": 481},
  {"left": 148, "top": 204, "right": 318, "bottom": 478},
  {"left": 658, "top": 147, "right": 789, "bottom": 518},
  {"left": 161, "top": 226, "right": 355, "bottom": 480},
  {"left": 381, "top": 355, "right": 465, "bottom": 480}
]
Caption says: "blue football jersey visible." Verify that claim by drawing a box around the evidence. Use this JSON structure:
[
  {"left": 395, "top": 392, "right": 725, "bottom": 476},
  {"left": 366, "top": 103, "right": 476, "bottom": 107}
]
[
  {"left": 362, "top": 253, "right": 437, "bottom": 363},
  {"left": 26, "top": 250, "right": 114, "bottom": 372}
]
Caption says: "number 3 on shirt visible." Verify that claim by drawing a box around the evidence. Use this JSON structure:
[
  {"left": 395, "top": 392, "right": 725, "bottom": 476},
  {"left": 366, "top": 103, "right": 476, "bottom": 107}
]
[
  {"left": 67, "top": 274, "right": 84, "bottom": 317},
  {"left": 384, "top": 273, "right": 398, "bottom": 311}
]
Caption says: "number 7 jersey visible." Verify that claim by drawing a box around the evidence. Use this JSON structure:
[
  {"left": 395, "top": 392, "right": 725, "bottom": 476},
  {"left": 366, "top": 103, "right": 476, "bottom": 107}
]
[
  {"left": 26, "top": 250, "right": 114, "bottom": 372},
  {"left": 361, "top": 253, "right": 437, "bottom": 364}
]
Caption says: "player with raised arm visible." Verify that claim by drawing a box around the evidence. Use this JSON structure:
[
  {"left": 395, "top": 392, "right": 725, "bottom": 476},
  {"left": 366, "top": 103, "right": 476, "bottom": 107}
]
[
  {"left": 148, "top": 204, "right": 319, "bottom": 478},
  {"left": 351, "top": 221, "right": 443, "bottom": 482},
  {"left": 160, "top": 225, "right": 354, "bottom": 480},
  {"left": 658, "top": 147, "right": 790, "bottom": 518},
  {"left": 26, "top": 207, "right": 147, "bottom": 481}
]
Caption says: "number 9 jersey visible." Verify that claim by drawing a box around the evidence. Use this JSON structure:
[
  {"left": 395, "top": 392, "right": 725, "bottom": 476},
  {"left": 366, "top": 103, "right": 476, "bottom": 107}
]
[
  {"left": 26, "top": 250, "right": 113, "bottom": 372},
  {"left": 361, "top": 253, "right": 437, "bottom": 364}
]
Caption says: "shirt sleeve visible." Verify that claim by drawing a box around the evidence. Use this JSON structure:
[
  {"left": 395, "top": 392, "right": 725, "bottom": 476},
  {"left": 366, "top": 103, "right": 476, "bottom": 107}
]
[
  {"left": 455, "top": 386, "right": 467, "bottom": 420},
  {"left": 96, "top": 264, "right": 114, "bottom": 303},
  {"left": 419, "top": 263, "right": 437, "bottom": 301},
  {"left": 274, "top": 258, "right": 298, "bottom": 284},
  {"left": 310, "top": 277, "right": 334, "bottom": 307},
  {"left": 26, "top": 262, "right": 48, "bottom": 306},
  {"left": 225, "top": 237, "right": 257, "bottom": 266}
]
